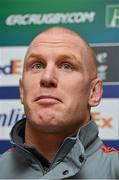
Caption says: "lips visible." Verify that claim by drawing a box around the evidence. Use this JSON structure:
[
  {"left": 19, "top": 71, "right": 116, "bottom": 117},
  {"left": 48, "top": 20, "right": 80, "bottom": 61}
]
[{"left": 34, "top": 95, "right": 62, "bottom": 104}]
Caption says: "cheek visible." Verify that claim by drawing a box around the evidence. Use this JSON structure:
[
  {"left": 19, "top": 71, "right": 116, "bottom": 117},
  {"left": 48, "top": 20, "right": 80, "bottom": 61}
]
[
  {"left": 61, "top": 78, "right": 86, "bottom": 95},
  {"left": 61, "top": 79, "right": 90, "bottom": 104},
  {"left": 22, "top": 77, "right": 38, "bottom": 99}
]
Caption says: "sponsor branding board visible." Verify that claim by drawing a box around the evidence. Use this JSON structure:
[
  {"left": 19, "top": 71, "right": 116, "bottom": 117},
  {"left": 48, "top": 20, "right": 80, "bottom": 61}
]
[
  {"left": 92, "top": 44, "right": 119, "bottom": 83},
  {"left": 0, "top": 47, "right": 27, "bottom": 86},
  {"left": 0, "top": 0, "right": 119, "bottom": 46},
  {"left": 106, "top": 5, "right": 119, "bottom": 28},
  {"left": 91, "top": 98, "right": 119, "bottom": 140},
  {"left": 0, "top": 100, "right": 24, "bottom": 140}
]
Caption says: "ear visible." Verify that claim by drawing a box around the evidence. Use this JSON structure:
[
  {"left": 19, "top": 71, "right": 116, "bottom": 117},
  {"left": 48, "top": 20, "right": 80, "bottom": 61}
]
[
  {"left": 19, "top": 79, "right": 24, "bottom": 104},
  {"left": 88, "top": 78, "right": 103, "bottom": 107}
]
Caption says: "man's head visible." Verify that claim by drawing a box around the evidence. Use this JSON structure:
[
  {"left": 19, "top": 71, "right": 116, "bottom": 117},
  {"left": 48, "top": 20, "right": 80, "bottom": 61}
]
[{"left": 20, "top": 26, "right": 102, "bottom": 135}]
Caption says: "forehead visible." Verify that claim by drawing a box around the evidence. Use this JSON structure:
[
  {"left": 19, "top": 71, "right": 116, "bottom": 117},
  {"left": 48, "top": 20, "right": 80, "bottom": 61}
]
[{"left": 29, "top": 32, "right": 85, "bottom": 51}]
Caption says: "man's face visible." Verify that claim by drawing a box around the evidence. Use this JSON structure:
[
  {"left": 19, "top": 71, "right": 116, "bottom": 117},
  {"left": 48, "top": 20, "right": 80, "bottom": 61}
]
[{"left": 20, "top": 32, "right": 95, "bottom": 134}]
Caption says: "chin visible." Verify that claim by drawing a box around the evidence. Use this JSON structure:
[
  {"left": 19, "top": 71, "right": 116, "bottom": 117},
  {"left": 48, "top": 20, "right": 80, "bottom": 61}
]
[{"left": 29, "top": 115, "right": 66, "bottom": 133}]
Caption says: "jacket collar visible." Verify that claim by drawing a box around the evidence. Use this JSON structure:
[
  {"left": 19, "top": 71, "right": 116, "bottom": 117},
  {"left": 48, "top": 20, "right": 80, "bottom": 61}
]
[
  {"left": 10, "top": 119, "right": 102, "bottom": 169},
  {"left": 10, "top": 118, "right": 99, "bottom": 150}
]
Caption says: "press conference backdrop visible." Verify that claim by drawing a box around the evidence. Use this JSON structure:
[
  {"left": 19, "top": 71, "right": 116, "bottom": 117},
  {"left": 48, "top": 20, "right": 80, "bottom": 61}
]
[{"left": 0, "top": 0, "right": 119, "bottom": 153}]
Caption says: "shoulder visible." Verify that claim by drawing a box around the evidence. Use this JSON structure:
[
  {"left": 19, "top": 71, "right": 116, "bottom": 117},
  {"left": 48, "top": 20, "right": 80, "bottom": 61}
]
[
  {"left": 100, "top": 144, "right": 119, "bottom": 154},
  {"left": 100, "top": 144, "right": 119, "bottom": 160},
  {"left": 0, "top": 148, "right": 18, "bottom": 178},
  {"left": 0, "top": 147, "right": 13, "bottom": 154},
  {"left": 100, "top": 144, "right": 119, "bottom": 178},
  {"left": 0, "top": 148, "right": 13, "bottom": 162}
]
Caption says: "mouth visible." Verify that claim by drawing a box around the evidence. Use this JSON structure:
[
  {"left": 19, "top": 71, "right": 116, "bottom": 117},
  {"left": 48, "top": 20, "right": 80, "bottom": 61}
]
[{"left": 34, "top": 95, "right": 62, "bottom": 105}]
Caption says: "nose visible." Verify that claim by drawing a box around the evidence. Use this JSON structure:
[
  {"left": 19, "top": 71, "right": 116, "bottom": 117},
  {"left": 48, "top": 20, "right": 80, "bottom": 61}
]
[{"left": 40, "top": 65, "right": 57, "bottom": 88}]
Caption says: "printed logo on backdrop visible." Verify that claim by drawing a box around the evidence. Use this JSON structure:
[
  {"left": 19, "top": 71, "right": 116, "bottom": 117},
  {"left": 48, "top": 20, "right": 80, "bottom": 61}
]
[
  {"left": 91, "top": 112, "right": 112, "bottom": 129},
  {"left": 106, "top": 5, "right": 119, "bottom": 28},
  {"left": 92, "top": 44, "right": 119, "bottom": 83},
  {"left": 91, "top": 99, "right": 119, "bottom": 140},
  {"left": 0, "top": 47, "right": 27, "bottom": 86},
  {"left": 5, "top": 12, "right": 96, "bottom": 26},
  {"left": 0, "top": 59, "right": 21, "bottom": 75},
  {"left": 0, "top": 100, "right": 24, "bottom": 140}
]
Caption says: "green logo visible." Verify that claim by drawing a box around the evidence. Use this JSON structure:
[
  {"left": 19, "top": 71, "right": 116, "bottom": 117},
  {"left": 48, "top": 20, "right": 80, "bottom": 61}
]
[{"left": 106, "top": 5, "right": 119, "bottom": 27}]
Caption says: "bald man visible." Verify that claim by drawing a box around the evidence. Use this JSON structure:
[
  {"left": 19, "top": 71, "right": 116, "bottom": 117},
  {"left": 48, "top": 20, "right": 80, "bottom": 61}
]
[{"left": 0, "top": 26, "right": 119, "bottom": 179}]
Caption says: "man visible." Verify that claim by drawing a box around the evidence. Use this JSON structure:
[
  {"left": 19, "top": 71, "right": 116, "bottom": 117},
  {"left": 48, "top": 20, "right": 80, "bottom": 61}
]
[{"left": 0, "top": 26, "right": 119, "bottom": 179}]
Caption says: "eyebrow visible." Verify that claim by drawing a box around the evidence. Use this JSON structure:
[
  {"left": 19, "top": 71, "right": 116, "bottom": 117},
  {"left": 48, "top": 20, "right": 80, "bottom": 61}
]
[
  {"left": 27, "top": 53, "right": 81, "bottom": 63},
  {"left": 56, "top": 54, "right": 82, "bottom": 65},
  {"left": 26, "top": 53, "right": 45, "bottom": 61}
]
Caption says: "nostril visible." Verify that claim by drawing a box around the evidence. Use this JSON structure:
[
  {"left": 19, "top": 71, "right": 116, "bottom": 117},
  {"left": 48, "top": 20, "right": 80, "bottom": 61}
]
[
  {"left": 50, "top": 82, "right": 57, "bottom": 87},
  {"left": 40, "top": 79, "right": 57, "bottom": 88}
]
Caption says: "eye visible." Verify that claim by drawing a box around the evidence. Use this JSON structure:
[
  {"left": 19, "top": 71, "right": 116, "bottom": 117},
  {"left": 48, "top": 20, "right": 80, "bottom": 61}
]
[
  {"left": 60, "top": 63, "right": 73, "bottom": 71},
  {"left": 32, "top": 63, "right": 45, "bottom": 72}
]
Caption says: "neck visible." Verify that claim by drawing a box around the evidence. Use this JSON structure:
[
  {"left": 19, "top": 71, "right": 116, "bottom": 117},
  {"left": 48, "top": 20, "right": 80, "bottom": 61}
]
[{"left": 25, "top": 122, "right": 70, "bottom": 161}]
